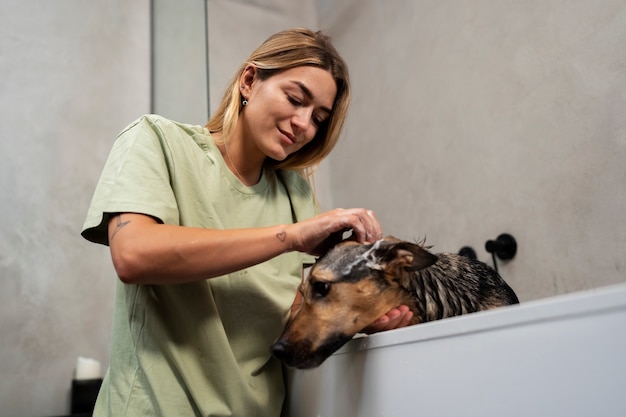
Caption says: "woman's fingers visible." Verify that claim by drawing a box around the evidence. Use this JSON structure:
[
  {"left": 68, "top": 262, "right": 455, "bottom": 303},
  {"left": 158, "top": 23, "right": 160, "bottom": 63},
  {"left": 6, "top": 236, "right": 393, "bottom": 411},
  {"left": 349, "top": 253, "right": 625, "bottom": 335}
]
[
  {"left": 334, "top": 208, "right": 382, "bottom": 244},
  {"left": 291, "top": 208, "right": 382, "bottom": 255},
  {"left": 364, "top": 209, "right": 382, "bottom": 242},
  {"left": 361, "top": 306, "right": 413, "bottom": 334}
]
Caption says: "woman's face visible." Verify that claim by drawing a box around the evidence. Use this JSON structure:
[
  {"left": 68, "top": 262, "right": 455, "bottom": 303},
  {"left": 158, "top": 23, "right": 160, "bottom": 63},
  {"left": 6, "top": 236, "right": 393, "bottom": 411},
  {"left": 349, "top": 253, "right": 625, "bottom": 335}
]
[{"left": 240, "top": 65, "right": 337, "bottom": 162}]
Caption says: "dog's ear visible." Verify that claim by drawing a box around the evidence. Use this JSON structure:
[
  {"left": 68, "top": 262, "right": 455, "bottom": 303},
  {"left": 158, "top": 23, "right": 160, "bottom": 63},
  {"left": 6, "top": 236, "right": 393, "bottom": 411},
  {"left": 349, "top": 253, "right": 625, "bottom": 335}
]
[
  {"left": 367, "top": 238, "right": 438, "bottom": 285},
  {"left": 383, "top": 241, "right": 438, "bottom": 271},
  {"left": 387, "top": 241, "right": 438, "bottom": 289}
]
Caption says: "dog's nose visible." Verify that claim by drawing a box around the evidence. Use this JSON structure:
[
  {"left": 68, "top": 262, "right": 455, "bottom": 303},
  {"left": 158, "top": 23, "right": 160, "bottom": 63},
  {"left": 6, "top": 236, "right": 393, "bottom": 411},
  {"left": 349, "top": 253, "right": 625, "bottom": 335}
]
[{"left": 271, "top": 341, "right": 289, "bottom": 361}]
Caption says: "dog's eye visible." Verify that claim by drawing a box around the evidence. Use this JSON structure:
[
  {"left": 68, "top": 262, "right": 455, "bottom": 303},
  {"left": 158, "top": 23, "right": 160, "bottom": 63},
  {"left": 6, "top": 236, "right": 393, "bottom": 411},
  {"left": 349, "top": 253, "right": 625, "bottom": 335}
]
[{"left": 312, "top": 281, "right": 331, "bottom": 298}]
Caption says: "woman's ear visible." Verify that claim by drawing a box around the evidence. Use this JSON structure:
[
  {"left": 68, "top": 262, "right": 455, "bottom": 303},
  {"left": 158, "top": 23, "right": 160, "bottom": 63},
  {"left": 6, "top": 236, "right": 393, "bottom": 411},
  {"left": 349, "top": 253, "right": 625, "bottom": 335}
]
[{"left": 239, "top": 64, "right": 257, "bottom": 99}]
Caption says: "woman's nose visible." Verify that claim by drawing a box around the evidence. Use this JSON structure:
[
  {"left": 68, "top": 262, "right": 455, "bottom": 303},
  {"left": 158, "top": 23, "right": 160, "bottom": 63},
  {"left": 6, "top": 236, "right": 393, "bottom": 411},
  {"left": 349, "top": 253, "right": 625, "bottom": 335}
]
[{"left": 291, "top": 108, "right": 313, "bottom": 133}]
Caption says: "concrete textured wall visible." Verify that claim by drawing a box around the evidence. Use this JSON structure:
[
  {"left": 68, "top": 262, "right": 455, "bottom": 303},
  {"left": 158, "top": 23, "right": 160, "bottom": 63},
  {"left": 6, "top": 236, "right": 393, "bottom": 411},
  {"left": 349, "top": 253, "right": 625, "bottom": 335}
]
[
  {"left": 0, "top": 1, "right": 150, "bottom": 416},
  {"left": 319, "top": 0, "right": 626, "bottom": 302},
  {"left": 0, "top": 1, "right": 315, "bottom": 415},
  {"left": 152, "top": 0, "right": 209, "bottom": 124}
]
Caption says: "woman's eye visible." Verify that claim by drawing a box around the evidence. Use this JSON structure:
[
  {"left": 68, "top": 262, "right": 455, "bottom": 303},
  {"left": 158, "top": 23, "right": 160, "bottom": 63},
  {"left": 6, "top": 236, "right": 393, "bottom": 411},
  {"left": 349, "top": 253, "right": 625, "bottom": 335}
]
[
  {"left": 287, "top": 95, "right": 302, "bottom": 106},
  {"left": 312, "top": 281, "right": 331, "bottom": 298},
  {"left": 312, "top": 115, "right": 323, "bottom": 127}
]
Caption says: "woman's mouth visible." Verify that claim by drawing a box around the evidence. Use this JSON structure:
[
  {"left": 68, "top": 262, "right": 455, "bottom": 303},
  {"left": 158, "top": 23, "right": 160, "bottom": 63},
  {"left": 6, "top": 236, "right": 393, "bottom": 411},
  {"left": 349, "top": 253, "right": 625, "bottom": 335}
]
[{"left": 279, "top": 128, "right": 296, "bottom": 146}]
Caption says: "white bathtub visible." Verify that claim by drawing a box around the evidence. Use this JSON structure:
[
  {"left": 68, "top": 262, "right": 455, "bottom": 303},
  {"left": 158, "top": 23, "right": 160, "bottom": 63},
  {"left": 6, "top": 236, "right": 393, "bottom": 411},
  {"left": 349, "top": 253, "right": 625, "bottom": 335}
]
[{"left": 284, "top": 283, "right": 626, "bottom": 417}]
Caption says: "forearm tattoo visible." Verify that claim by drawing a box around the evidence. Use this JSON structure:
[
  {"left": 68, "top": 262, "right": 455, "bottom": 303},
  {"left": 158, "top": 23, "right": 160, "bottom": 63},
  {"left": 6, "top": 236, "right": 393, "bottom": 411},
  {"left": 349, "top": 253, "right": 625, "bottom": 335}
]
[
  {"left": 110, "top": 214, "right": 130, "bottom": 241},
  {"left": 276, "top": 231, "right": 287, "bottom": 242}
]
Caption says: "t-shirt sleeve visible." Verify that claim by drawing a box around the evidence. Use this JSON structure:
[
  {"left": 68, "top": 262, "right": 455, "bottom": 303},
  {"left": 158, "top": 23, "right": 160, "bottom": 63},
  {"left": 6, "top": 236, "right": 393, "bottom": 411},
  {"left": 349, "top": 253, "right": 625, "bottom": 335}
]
[{"left": 81, "top": 116, "right": 180, "bottom": 246}]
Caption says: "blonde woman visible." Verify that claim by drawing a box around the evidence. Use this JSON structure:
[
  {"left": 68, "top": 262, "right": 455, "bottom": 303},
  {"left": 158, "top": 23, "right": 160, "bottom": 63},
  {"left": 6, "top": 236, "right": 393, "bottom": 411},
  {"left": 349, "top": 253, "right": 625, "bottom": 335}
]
[{"left": 82, "top": 28, "right": 411, "bottom": 417}]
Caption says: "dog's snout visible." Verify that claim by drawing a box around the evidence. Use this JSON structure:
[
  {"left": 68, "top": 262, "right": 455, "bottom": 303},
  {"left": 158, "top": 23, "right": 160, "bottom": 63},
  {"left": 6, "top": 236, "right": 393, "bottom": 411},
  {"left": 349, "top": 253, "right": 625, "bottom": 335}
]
[{"left": 271, "top": 340, "right": 289, "bottom": 361}]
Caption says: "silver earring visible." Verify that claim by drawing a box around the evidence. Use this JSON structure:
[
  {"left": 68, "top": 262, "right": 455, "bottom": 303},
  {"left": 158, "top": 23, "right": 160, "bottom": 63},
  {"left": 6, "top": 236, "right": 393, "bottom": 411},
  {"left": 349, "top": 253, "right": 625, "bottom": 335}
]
[{"left": 242, "top": 99, "right": 248, "bottom": 106}]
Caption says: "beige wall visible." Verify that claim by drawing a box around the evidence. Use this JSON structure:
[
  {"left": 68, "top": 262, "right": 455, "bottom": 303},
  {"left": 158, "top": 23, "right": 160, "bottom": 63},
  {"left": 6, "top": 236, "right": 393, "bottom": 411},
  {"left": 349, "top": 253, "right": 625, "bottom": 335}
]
[
  {"left": 319, "top": 0, "right": 626, "bottom": 302},
  {"left": 0, "top": 1, "right": 150, "bottom": 415},
  {"left": 0, "top": 1, "right": 317, "bottom": 415}
]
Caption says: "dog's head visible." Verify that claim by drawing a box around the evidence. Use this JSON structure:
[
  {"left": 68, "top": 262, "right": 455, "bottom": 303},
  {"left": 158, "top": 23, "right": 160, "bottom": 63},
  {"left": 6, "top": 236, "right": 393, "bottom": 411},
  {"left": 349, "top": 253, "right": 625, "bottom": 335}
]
[{"left": 271, "top": 236, "right": 438, "bottom": 369}]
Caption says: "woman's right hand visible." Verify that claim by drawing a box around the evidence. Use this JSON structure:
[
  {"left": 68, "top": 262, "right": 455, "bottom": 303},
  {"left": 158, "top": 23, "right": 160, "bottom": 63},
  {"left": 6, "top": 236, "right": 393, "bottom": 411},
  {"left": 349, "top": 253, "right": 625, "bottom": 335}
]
[{"left": 287, "top": 208, "right": 383, "bottom": 256}]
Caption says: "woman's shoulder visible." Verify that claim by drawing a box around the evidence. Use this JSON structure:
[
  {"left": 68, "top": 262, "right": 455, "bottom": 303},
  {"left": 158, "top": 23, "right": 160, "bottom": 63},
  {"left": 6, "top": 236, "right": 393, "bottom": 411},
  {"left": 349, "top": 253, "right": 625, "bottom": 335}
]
[
  {"left": 114, "top": 115, "right": 211, "bottom": 154},
  {"left": 120, "top": 114, "right": 206, "bottom": 136}
]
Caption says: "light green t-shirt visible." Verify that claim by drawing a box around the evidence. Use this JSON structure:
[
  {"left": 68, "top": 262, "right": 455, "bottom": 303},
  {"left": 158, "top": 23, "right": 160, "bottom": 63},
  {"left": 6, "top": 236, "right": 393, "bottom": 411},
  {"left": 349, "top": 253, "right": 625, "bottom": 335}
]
[{"left": 82, "top": 115, "right": 317, "bottom": 417}]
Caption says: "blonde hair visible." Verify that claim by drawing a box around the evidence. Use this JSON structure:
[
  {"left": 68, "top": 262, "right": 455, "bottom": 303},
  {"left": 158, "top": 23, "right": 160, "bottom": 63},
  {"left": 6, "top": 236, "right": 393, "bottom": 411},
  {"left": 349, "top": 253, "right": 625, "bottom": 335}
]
[{"left": 206, "top": 28, "right": 350, "bottom": 179}]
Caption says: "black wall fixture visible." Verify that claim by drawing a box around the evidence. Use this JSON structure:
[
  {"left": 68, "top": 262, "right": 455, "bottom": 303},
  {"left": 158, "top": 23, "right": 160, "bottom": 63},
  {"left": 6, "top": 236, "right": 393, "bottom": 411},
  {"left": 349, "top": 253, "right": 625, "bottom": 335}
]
[
  {"left": 485, "top": 233, "right": 517, "bottom": 272},
  {"left": 458, "top": 233, "right": 518, "bottom": 272},
  {"left": 458, "top": 246, "right": 477, "bottom": 260}
]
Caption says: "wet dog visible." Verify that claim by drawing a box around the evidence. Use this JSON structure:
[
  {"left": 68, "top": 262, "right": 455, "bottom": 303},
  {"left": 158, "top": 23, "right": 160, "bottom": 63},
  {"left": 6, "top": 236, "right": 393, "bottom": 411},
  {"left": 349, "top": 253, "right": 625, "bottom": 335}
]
[{"left": 271, "top": 236, "right": 519, "bottom": 369}]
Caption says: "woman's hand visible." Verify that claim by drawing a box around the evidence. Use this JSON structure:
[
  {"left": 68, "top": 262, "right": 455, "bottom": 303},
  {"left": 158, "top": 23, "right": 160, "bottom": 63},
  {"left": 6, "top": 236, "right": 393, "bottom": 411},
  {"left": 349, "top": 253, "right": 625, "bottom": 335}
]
[
  {"left": 361, "top": 305, "right": 414, "bottom": 334},
  {"left": 287, "top": 208, "right": 382, "bottom": 256}
]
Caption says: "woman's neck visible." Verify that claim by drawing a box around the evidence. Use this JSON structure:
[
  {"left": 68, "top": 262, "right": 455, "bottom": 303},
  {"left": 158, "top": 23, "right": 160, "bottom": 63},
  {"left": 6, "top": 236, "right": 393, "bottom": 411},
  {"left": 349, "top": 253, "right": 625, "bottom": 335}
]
[{"left": 213, "top": 132, "right": 264, "bottom": 186}]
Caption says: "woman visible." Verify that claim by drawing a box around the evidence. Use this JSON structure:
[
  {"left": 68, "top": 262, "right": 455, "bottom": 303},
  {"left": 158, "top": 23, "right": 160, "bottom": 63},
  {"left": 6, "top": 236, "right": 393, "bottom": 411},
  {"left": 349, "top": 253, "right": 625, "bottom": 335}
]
[{"left": 82, "top": 28, "right": 412, "bottom": 417}]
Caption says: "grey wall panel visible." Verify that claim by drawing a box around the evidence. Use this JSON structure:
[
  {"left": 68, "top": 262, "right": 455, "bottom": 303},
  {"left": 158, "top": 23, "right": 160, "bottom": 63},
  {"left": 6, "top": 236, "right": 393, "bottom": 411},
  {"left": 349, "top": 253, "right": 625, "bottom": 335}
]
[
  {"left": 0, "top": 1, "right": 150, "bottom": 415},
  {"left": 320, "top": 0, "right": 626, "bottom": 301}
]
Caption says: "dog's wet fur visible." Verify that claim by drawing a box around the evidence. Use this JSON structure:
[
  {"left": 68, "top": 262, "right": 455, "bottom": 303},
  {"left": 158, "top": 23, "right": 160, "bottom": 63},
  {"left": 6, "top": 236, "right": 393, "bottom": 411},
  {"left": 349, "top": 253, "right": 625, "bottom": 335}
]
[{"left": 271, "top": 236, "right": 519, "bottom": 369}]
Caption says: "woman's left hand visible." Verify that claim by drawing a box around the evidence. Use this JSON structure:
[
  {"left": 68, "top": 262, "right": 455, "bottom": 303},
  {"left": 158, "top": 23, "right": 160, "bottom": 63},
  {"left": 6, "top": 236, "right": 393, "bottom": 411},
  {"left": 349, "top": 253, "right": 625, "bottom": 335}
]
[{"left": 361, "top": 305, "right": 414, "bottom": 334}]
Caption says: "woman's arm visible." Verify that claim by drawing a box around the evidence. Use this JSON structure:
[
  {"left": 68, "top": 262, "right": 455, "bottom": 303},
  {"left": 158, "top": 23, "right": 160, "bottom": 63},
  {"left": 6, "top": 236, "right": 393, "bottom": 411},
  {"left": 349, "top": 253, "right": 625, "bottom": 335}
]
[{"left": 108, "top": 208, "right": 381, "bottom": 285}]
